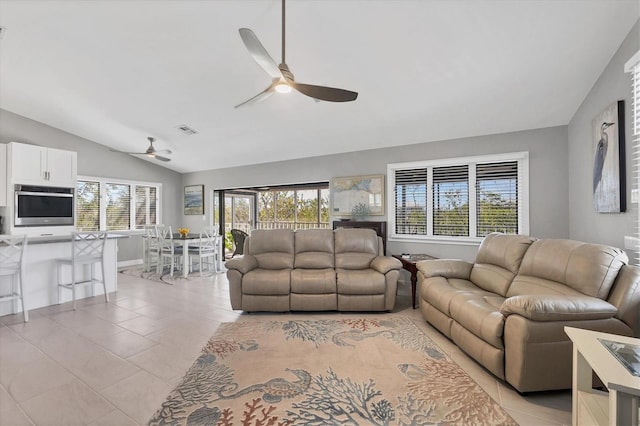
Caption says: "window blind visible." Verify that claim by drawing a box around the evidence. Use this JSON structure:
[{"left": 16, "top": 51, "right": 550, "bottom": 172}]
[
  {"left": 394, "top": 168, "right": 428, "bottom": 235},
  {"left": 106, "top": 183, "right": 131, "bottom": 231},
  {"left": 76, "top": 180, "right": 100, "bottom": 231},
  {"left": 627, "top": 53, "right": 640, "bottom": 262},
  {"left": 476, "top": 161, "right": 518, "bottom": 236},
  {"left": 433, "top": 165, "right": 469, "bottom": 236},
  {"left": 389, "top": 151, "right": 528, "bottom": 240},
  {"left": 135, "top": 185, "right": 157, "bottom": 229}
]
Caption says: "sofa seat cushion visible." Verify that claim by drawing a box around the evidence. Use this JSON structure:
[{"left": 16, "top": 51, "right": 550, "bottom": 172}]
[
  {"left": 337, "top": 269, "right": 385, "bottom": 294},
  {"left": 291, "top": 269, "right": 336, "bottom": 294},
  {"left": 449, "top": 293, "right": 506, "bottom": 349},
  {"left": 421, "top": 276, "right": 492, "bottom": 316},
  {"left": 243, "top": 269, "right": 291, "bottom": 295}
]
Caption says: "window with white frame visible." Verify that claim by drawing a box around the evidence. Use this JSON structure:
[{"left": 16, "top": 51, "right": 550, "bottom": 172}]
[
  {"left": 625, "top": 50, "right": 640, "bottom": 261},
  {"left": 388, "top": 152, "right": 529, "bottom": 242},
  {"left": 76, "top": 177, "right": 161, "bottom": 232}
]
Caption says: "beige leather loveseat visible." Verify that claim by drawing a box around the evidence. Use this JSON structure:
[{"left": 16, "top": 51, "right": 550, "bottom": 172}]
[
  {"left": 417, "top": 233, "right": 640, "bottom": 393},
  {"left": 226, "top": 228, "right": 402, "bottom": 312}
]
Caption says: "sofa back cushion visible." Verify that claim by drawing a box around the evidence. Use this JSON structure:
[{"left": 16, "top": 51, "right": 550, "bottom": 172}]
[
  {"left": 470, "top": 233, "right": 536, "bottom": 296},
  {"left": 334, "top": 228, "right": 378, "bottom": 270},
  {"left": 294, "top": 229, "right": 335, "bottom": 269},
  {"left": 511, "top": 239, "right": 628, "bottom": 299},
  {"left": 248, "top": 229, "right": 295, "bottom": 270}
]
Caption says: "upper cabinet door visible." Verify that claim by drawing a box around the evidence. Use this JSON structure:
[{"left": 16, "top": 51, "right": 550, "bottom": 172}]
[
  {"left": 46, "top": 147, "right": 77, "bottom": 187},
  {"left": 8, "top": 142, "right": 77, "bottom": 187},
  {"left": 9, "top": 143, "right": 46, "bottom": 184}
]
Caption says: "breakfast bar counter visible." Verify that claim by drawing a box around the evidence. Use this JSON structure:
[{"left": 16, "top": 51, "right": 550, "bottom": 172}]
[{"left": 0, "top": 233, "right": 125, "bottom": 317}]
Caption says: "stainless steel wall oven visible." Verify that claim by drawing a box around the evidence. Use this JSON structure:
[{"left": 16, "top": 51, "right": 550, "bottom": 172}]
[{"left": 14, "top": 184, "right": 74, "bottom": 227}]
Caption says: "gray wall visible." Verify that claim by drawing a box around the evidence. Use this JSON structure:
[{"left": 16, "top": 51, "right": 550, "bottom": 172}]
[
  {"left": 182, "top": 125, "right": 569, "bottom": 261},
  {"left": 0, "top": 109, "right": 183, "bottom": 262},
  {"left": 568, "top": 20, "right": 639, "bottom": 254}
]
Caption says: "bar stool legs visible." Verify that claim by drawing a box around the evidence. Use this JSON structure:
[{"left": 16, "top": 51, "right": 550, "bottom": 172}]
[{"left": 0, "top": 234, "right": 28, "bottom": 323}]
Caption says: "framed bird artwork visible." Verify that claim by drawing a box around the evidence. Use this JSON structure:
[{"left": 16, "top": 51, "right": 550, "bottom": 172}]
[{"left": 592, "top": 100, "right": 626, "bottom": 213}]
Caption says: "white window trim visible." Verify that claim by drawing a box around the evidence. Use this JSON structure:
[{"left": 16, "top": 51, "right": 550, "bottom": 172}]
[
  {"left": 625, "top": 50, "right": 640, "bottom": 257},
  {"left": 387, "top": 151, "right": 529, "bottom": 245},
  {"left": 78, "top": 175, "right": 163, "bottom": 234}
]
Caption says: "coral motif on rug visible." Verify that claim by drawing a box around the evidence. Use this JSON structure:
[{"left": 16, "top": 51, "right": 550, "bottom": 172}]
[{"left": 149, "top": 317, "right": 516, "bottom": 425}]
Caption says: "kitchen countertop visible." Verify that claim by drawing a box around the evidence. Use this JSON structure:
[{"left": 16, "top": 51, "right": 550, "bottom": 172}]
[{"left": 22, "top": 233, "right": 129, "bottom": 245}]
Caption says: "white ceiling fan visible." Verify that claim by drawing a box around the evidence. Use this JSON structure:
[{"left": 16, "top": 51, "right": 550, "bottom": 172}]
[
  {"left": 113, "top": 137, "right": 171, "bottom": 162},
  {"left": 235, "top": 0, "right": 358, "bottom": 108}
]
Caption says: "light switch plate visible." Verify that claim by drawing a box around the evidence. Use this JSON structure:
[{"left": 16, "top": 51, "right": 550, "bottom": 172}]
[{"left": 631, "top": 189, "right": 639, "bottom": 204}]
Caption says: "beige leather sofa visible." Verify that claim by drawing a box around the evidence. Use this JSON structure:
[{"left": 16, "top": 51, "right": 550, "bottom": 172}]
[
  {"left": 226, "top": 228, "right": 402, "bottom": 312},
  {"left": 417, "top": 233, "right": 640, "bottom": 393}
]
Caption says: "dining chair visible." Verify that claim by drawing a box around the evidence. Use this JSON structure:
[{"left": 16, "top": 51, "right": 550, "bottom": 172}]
[
  {"left": 56, "top": 232, "right": 109, "bottom": 310},
  {"left": 189, "top": 226, "right": 219, "bottom": 276},
  {"left": 0, "top": 234, "right": 29, "bottom": 322},
  {"left": 157, "top": 226, "right": 183, "bottom": 277},
  {"left": 144, "top": 224, "right": 165, "bottom": 272}
]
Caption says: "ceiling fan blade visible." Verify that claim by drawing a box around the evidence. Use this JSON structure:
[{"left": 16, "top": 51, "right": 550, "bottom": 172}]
[
  {"left": 239, "top": 28, "right": 283, "bottom": 80},
  {"left": 155, "top": 149, "right": 172, "bottom": 155},
  {"left": 234, "top": 83, "right": 276, "bottom": 108},
  {"left": 153, "top": 154, "right": 171, "bottom": 162},
  {"left": 111, "top": 150, "right": 148, "bottom": 155},
  {"left": 292, "top": 82, "right": 358, "bottom": 102}
]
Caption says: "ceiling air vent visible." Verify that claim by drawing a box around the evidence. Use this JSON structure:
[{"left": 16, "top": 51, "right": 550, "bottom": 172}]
[{"left": 176, "top": 125, "right": 198, "bottom": 135}]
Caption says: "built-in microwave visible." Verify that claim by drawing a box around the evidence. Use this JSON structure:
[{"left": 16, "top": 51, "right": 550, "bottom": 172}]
[{"left": 14, "top": 184, "right": 74, "bottom": 227}]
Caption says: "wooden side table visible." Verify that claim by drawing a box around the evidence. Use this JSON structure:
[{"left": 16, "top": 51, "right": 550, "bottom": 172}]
[
  {"left": 392, "top": 254, "right": 436, "bottom": 309},
  {"left": 565, "top": 326, "right": 640, "bottom": 426}
]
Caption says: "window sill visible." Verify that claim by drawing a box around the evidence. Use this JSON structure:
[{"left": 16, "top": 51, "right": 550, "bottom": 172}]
[{"left": 388, "top": 234, "right": 483, "bottom": 246}]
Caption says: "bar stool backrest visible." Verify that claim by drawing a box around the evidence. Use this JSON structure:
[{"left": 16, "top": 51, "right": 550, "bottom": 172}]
[
  {"left": 0, "top": 234, "right": 27, "bottom": 275},
  {"left": 72, "top": 232, "right": 108, "bottom": 261}
]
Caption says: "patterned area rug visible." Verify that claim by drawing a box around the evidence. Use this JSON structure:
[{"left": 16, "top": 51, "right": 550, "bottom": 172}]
[
  {"left": 120, "top": 266, "right": 217, "bottom": 285},
  {"left": 149, "top": 317, "right": 516, "bottom": 425}
]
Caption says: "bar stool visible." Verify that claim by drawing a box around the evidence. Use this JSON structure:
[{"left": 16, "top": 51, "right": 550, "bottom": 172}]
[
  {"left": 56, "top": 232, "right": 109, "bottom": 310},
  {"left": 0, "top": 234, "right": 28, "bottom": 322}
]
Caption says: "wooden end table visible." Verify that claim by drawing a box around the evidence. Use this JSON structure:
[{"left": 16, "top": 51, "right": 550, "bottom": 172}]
[
  {"left": 565, "top": 326, "right": 640, "bottom": 426},
  {"left": 392, "top": 254, "right": 436, "bottom": 309}
]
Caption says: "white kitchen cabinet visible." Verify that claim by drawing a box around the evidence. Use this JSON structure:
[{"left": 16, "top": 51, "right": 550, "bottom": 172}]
[
  {"left": 8, "top": 142, "right": 77, "bottom": 187},
  {"left": 0, "top": 144, "right": 6, "bottom": 206}
]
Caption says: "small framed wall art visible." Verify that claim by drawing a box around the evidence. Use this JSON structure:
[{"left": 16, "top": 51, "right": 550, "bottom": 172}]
[{"left": 184, "top": 185, "right": 204, "bottom": 215}]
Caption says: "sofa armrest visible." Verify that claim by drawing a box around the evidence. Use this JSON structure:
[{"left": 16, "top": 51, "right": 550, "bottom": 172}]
[
  {"left": 500, "top": 295, "right": 617, "bottom": 321},
  {"left": 416, "top": 259, "right": 473, "bottom": 280},
  {"left": 225, "top": 255, "right": 258, "bottom": 274},
  {"left": 370, "top": 256, "right": 402, "bottom": 274}
]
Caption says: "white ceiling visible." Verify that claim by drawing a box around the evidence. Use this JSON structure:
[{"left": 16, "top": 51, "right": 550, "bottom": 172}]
[{"left": 0, "top": 1, "right": 638, "bottom": 173}]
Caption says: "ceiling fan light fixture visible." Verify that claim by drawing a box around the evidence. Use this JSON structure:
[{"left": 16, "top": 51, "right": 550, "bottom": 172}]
[{"left": 274, "top": 81, "right": 292, "bottom": 93}]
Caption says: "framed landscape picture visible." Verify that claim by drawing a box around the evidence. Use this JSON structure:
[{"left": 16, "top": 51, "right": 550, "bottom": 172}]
[
  {"left": 331, "top": 174, "right": 385, "bottom": 217},
  {"left": 184, "top": 185, "right": 204, "bottom": 215},
  {"left": 592, "top": 100, "right": 625, "bottom": 213}
]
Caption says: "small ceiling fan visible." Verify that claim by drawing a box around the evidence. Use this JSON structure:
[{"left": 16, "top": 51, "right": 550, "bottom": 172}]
[
  {"left": 113, "top": 137, "right": 171, "bottom": 162},
  {"left": 235, "top": 0, "right": 358, "bottom": 108}
]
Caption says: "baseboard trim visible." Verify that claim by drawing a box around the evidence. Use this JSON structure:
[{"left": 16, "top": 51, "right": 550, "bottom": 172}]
[{"left": 118, "top": 259, "right": 143, "bottom": 269}]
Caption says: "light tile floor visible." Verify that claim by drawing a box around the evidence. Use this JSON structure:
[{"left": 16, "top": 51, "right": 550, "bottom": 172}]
[{"left": 0, "top": 271, "right": 572, "bottom": 425}]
